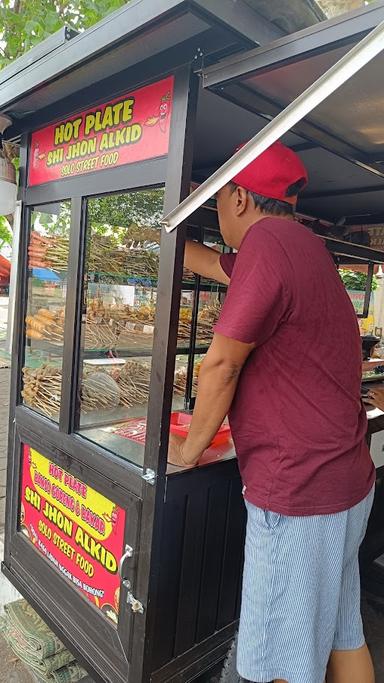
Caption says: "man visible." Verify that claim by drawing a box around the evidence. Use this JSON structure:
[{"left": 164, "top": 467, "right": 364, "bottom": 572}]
[{"left": 168, "top": 142, "right": 375, "bottom": 683}]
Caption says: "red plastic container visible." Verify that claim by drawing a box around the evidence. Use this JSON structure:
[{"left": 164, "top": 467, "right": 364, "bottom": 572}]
[{"left": 169, "top": 412, "right": 231, "bottom": 446}]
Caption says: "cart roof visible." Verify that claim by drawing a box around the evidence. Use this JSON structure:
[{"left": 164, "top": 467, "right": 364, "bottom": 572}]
[
  {"left": 0, "top": 0, "right": 321, "bottom": 137},
  {"left": 198, "top": 1, "right": 384, "bottom": 226}
]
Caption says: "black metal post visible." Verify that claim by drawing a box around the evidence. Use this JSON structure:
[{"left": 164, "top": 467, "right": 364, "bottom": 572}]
[
  {"left": 60, "top": 196, "right": 85, "bottom": 433},
  {"left": 131, "top": 65, "right": 200, "bottom": 683},
  {"left": 4, "top": 134, "right": 30, "bottom": 564},
  {"left": 363, "top": 262, "right": 375, "bottom": 319}
]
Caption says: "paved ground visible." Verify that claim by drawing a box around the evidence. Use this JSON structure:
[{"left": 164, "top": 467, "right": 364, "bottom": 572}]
[{"left": 0, "top": 635, "right": 36, "bottom": 683}]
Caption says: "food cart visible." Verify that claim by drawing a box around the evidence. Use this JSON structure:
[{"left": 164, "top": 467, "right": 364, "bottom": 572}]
[{"left": 2, "top": 1, "right": 384, "bottom": 681}]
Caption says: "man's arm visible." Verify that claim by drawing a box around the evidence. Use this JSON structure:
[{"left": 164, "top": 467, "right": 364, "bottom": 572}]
[
  {"left": 184, "top": 241, "right": 230, "bottom": 286},
  {"left": 168, "top": 333, "right": 254, "bottom": 467}
]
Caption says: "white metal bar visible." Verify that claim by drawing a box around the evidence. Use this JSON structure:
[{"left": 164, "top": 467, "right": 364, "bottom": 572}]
[{"left": 162, "top": 19, "right": 384, "bottom": 232}]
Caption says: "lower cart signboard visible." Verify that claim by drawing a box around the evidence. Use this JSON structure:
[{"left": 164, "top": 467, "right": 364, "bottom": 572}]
[{"left": 20, "top": 444, "right": 126, "bottom": 625}]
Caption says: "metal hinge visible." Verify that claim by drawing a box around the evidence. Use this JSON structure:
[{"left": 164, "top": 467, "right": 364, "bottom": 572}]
[
  {"left": 142, "top": 468, "right": 156, "bottom": 485},
  {"left": 122, "top": 579, "right": 144, "bottom": 614}
]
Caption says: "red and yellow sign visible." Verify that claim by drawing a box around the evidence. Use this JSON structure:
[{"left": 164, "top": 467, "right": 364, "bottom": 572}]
[
  {"left": 20, "top": 445, "right": 126, "bottom": 625},
  {"left": 28, "top": 76, "right": 174, "bottom": 186}
]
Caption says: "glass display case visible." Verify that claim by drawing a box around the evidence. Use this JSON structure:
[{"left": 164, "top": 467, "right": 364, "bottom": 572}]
[{"left": 21, "top": 190, "right": 229, "bottom": 467}]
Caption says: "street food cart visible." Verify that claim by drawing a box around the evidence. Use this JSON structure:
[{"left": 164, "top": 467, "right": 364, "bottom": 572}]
[{"left": 3, "top": 1, "right": 384, "bottom": 681}]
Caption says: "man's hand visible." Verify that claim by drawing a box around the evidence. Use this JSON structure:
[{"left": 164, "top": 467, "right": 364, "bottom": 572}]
[
  {"left": 167, "top": 433, "right": 200, "bottom": 468},
  {"left": 365, "top": 387, "right": 384, "bottom": 411}
]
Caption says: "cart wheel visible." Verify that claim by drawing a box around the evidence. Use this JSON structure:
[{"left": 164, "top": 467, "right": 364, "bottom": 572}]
[{"left": 219, "top": 634, "right": 241, "bottom": 683}]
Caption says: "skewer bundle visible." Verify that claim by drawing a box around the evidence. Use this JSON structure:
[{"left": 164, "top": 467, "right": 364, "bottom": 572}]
[
  {"left": 26, "top": 309, "right": 65, "bottom": 344},
  {"left": 88, "top": 236, "right": 159, "bottom": 278},
  {"left": 177, "top": 301, "right": 222, "bottom": 344},
  {"left": 117, "top": 361, "right": 151, "bottom": 407},
  {"left": 183, "top": 268, "right": 195, "bottom": 283},
  {"left": 84, "top": 320, "right": 117, "bottom": 350},
  {"left": 45, "top": 236, "right": 69, "bottom": 271},
  {"left": 22, "top": 365, "right": 62, "bottom": 418},
  {"left": 81, "top": 371, "right": 121, "bottom": 413},
  {"left": 22, "top": 356, "right": 203, "bottom": 419},
  {"left": 196, "top": 301, "right": 221, "bottom": 342},
  {"left": 177, "top": 308, "right": 192, "bottom": 343},
  {"left": 28, "top": 233, "right": 53, "bottom": 269},
  {"left": 124, "top": 250, "right": 159, "bottom": 278},
  {"left": 25, "top": 297, "right": 221, "bottom": 351},
  {"left": 28, "top": 232, "right": 69, "bottom": 270},
  {"left": 126, "top": 304, "right": 156, "bottom": 323},
  {"left": 28, "top": 231, "right": 201, "bottom": 285},
  {"left": 174, "top": 366, "right": 188, "bottom": 395},
  {"left": 88, "top": 236, "right": 126, "bottom": 274},
  {"left": 173, "top": 361, "right": 201, "bottom": 396}
]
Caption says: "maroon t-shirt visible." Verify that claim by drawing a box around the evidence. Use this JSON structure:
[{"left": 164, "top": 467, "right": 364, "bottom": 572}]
[{"left": 215, "top": 217, "right": 374, "bottom": 516}]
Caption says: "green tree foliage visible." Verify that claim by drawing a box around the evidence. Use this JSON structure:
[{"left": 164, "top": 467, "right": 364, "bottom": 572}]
[
  {"left": 87, "top": 190, "right": 164, "bottom": 243},
  {"left": 0, "top": 0, "right": 130, "bottom": 236},
  {"left": 35, "top": 190, "right": 164, "bottom": 244},
  {"left": 0, "top": 0, "right": 128, "bottom": 67},
  {"left": 0, "top": 216, "right": 12, "bottom": 248},
  {"left": 340, "top": 268, "right": 378, "bottom": 291}
]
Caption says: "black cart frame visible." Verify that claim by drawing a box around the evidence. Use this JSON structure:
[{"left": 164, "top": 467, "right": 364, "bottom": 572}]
[{"left": 4, "top": 2, "right": 384, "bottom": 682}]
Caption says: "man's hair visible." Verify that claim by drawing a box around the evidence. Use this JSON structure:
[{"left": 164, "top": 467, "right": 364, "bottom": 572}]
[{"left": 229, "top": 178, "right": 306, "bottom": 217}]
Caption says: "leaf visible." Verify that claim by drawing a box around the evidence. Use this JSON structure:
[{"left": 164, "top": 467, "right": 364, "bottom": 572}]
[
  {"left": 0, "top": 0, "right": 129, "bottom": 65},
  {"left": 340, "top": 269, "right": 378, "bottom": 292},
  {"left": 0, "top": 216, "right": 13, "bottom": 246},
  {"left": 0, "top": 0, "right": 130, "bottom": 171}
]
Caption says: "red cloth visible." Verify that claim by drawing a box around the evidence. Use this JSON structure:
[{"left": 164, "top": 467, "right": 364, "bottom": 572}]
[
  {"left": 0, "top": 255, "right": 10, "bottom": 277},
  {"left": 216, "top": 218, "right": 374, "bottom": 516},
  {"left": 0, "top": 255, "right": 10, "bottom": 285}
]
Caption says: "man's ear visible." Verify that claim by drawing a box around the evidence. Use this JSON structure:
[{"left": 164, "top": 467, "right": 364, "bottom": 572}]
[{"left": 233, "top": 185, "right": 249, "bottom": 216}]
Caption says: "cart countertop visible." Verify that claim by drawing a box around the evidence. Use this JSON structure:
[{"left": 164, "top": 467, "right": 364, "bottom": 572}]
[
  {"left": 166, "top": 439, "right": 237, "bottom": 475},
  {"left": 167, "top": 397, "right": 384, "bottom": 475}
]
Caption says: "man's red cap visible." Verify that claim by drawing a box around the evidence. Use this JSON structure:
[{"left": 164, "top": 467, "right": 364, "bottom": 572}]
[{"left": 231, "top": 141, "right": 308, "bottom": 206}]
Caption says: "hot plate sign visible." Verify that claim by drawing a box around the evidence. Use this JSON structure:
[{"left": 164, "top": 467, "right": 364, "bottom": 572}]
[{"left": 28, "top": 76, "right": 174, "bottom": 186}]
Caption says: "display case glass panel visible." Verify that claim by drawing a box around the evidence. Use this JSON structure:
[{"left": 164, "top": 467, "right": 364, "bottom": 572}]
[
  {"left": 76, "top": 189, "right": 165, "bottom": 466},
  {"left": 338, "top": 263, "right": 374, "bottom": 321},
  {"left": 22, "top": 202, "right": 71, "bottom": 421}
]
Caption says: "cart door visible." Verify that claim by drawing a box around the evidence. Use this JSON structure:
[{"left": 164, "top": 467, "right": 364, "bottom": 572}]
[{"left": 3, "top": 66, "right": 193, "bottom": 683}]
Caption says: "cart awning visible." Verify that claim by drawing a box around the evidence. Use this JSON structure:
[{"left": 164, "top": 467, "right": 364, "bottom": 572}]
[
  {"left": 1, "top": 0, "right": 322, "bottom": 139},
  {"left": 162, "top": 1, "right": 384, "bottom": 231}
]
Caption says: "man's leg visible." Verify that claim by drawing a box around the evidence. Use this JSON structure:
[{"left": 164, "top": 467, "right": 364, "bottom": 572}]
[{"left": 326, "top": 644, "right": 375, "bottom": 683}]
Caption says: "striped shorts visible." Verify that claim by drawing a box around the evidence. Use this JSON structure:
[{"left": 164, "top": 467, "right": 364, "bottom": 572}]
[{"left": 237, "top": 487, "right": 375, "bottom": 683}]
